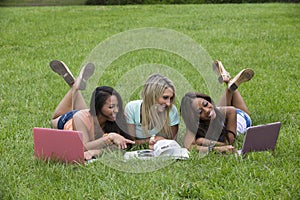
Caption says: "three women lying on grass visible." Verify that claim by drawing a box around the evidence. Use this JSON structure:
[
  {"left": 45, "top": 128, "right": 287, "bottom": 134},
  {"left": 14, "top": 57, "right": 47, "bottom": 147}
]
[{"left": 49, "top": 60, "right": 254, "bottom": 159}]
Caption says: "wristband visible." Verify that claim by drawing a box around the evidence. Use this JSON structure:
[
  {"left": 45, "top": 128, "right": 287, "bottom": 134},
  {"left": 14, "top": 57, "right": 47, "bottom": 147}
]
[
  {"left": 226, "top": 129, "right": 236, "bottom": 138},
  {"left": 208, "top": 141, "right": 215, "bottom": 152}
]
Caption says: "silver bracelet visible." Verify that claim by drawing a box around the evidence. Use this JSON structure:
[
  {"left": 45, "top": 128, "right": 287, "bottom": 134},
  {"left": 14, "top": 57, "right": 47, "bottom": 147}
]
[{"left": 208, "top": 141, "right": 215, "bottom": 152}]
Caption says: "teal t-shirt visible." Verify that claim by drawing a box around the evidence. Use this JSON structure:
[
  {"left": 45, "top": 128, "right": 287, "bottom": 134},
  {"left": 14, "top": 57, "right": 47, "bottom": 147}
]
[{"left": 124, "top": 100, "right": 179, "bottom": 139}]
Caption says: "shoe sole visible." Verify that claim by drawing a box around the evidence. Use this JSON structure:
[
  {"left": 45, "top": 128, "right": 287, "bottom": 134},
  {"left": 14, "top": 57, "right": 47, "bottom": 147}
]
[
  {"left": 228, "top": 69, "right": 254, "bottom": 91},
  {"left": 212, "top": 60, "right": 231, "bottom": 83},
  {"left": 77, "top": 63, "right": 95, "bottom": 90},
  {"left": 50, "top": 60, "right": 75, "bottom": 86}
]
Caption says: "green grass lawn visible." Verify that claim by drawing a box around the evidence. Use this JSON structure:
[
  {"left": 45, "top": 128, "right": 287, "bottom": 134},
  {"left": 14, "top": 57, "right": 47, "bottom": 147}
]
[{"left": 1, "top": 3, "right": 299, "bottom": 199}]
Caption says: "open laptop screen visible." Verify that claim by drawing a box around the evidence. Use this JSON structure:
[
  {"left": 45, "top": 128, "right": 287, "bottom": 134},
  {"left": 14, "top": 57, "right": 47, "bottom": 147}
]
[
  {"left": 240, "top": 122, "right": 281, "bottom": 155},
  {"left": 33, "top": 128, "right": 84, "bottom": 164}
]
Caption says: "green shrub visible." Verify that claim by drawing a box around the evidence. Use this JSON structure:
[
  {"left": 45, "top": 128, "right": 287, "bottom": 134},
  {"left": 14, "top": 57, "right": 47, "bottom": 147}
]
[{"left": 85, "top": 0, "right": 299, "bottom": 4}]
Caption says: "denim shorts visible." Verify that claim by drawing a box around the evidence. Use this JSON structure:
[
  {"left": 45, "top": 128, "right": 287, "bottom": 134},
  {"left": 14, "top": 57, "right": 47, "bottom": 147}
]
[{"left": 57, "top": 110, "right": 79, "bottom": 130}]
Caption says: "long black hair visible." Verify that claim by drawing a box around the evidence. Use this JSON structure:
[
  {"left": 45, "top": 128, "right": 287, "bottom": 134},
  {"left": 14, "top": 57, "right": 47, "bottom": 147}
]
[
  {"left": 89, "top": 86, "right": 132, "bottom": 140},
  {"left": 180, "top": 92, "right": 226, "bottom": 142}
]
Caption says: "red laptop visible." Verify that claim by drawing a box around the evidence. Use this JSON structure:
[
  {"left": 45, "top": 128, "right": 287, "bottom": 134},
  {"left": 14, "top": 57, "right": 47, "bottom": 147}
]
[{"left": 33, "top": 127, "right": 85, "bottom": 164}]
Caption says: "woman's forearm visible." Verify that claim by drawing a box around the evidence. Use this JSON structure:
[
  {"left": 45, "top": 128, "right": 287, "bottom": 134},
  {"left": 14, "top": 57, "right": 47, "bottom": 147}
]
[
  {"left": 196, "top": 137, "right": 225, "bottom": 146},
  {"left": 84, "top": 136, "right": 111, "bottom": 151}
]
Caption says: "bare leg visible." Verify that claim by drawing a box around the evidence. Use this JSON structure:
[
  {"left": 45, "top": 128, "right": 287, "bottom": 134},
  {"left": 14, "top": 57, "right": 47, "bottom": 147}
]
[
  {"left": 51, "top": 87, "right": 87, "bottom": 120},
  {"left": 50, "top": 62, "right": 95, "bottom": 128},
  {"left": 217, "top": 67, "right": 253, "bottom": 115},
  {"left": 217, "top": 89, "right": 249, "bottom": 115},
  {"left": 51, "top": 86, "right": 87, "bottom": 128}
]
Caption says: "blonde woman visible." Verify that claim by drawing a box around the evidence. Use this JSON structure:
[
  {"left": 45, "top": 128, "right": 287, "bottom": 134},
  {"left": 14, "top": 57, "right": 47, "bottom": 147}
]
[{"left": 125, "top": 73, "right": 179, "bottom": 147}]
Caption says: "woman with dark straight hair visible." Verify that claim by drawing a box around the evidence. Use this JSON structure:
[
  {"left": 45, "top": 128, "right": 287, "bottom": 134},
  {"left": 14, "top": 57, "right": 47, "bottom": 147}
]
[{"left": 50, "top": 60, "right": 134, "bottom": 160}]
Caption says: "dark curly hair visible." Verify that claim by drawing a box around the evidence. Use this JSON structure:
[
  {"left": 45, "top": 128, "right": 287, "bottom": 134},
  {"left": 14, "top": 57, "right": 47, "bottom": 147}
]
[{"left": 180, "top": 92, "right": 226, "bottom": 142}]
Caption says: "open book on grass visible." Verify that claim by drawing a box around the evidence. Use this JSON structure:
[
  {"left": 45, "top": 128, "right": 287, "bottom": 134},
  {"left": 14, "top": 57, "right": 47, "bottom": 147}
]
[{"left": 124, "top": 139, "right": 189, "bottom": 160}]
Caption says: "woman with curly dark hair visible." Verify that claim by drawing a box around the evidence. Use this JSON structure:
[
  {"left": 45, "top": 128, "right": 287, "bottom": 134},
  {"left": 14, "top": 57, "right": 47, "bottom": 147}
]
[{"left": 180, "top": 61, "right": 254, "bottom": 154}]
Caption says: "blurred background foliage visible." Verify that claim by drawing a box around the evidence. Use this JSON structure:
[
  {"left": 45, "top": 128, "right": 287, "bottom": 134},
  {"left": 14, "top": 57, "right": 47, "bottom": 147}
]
[{"left": 0, "top": 0, "right": 298, "bottom": 6}]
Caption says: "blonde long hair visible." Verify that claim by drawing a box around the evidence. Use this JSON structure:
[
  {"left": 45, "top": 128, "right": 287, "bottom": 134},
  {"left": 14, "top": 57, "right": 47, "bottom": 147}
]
[{"left": 141, "top": 74, "right": 176, "bottom": 138}]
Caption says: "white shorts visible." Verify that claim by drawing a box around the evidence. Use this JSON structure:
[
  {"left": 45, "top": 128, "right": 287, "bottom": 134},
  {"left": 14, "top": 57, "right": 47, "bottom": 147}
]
[{"left": 236, "top": 109, "right": 252, "bottom": 135}]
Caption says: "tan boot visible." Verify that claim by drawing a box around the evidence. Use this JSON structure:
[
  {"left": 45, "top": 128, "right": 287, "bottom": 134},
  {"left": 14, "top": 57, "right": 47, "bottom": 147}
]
[
  {"left": 228, "top": 69, "right": 254, "bottom": 91},
  {"left": 212, "top": 60, "right": 231, "bottom": 83}
]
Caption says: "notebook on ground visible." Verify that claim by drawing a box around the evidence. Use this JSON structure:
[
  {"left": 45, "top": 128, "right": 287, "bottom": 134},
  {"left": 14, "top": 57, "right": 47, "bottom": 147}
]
[
  {"left": 33, "top": 127, "right": 85, "bottom": 164},
  {"left": 237, "top": 122, "right": 281, "bottom": 156},
  {"left": 124, "top": 139, "right": 189, "bottom": 160}
]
